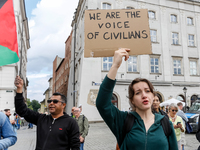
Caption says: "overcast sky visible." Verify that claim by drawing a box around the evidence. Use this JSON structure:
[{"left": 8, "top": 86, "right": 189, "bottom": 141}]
[{"left": 24, "top": 0, "right": 79, "bottom": 101}]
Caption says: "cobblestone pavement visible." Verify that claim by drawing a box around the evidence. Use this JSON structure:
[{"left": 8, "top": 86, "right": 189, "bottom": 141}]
[
  {"left": 9, "top": 126, "right": 36, "bottom": 150},
  {"left": 185, "top": 133, "right": 199, "bottom": 150},
  {"left": 9, "top": 122, "right": 199, "bottom": 150}
]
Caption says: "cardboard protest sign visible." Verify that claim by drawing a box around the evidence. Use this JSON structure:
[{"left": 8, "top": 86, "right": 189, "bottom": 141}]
[{"left": 84, "top": 9, "right": 152, "bottom": 57}]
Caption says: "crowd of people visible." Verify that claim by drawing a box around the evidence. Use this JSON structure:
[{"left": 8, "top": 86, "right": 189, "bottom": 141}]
[
  {"left": 96, "top": 48, "right": 200, "bottom": 150},
  {"left": 1, "top": 48, "right": 200, "bottom": 150},
  {"left": 0, "top": 75, "right": 89, "bottom": 150}
]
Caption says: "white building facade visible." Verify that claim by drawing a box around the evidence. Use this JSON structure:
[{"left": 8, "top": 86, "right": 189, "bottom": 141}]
[
  {"left": 67, "top": 0, "right": 200, "bottom": 121},
  {"left": 0, "top": 0, "right": 30, "bottom": 116}
]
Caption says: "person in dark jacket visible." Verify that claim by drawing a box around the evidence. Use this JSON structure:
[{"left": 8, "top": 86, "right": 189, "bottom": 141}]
[
  {"left": 96, "top": 48, "right": 178, "bottom": 150},
  {"left": 152, "top": 92, "right": 169, "bottom": 119},
  {"left": 14, "top": 76, "right": 80, "bottom": 150},
  {"left": 196, "top": 116, "right": 200, "bottom": 150},
  {"left": 74, "top": 107, "right": 89, "bottom": 150}
]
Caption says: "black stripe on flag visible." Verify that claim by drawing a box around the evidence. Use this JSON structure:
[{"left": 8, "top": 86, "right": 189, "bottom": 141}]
[{"left": 0, "top": 0, "right": 7, "bottom": 9}]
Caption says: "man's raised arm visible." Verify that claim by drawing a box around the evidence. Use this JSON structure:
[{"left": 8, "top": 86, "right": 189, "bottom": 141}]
[{"left": 14, "top": 76, "right": 40, "bottom": 124}]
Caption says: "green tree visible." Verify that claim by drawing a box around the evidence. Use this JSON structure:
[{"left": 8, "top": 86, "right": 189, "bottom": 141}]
[
  {"left": 31, "top": 100, "right": 41, "bottom": 112},
  {"left": 26, "top": 98, "right": 33, "bottom": 110}
]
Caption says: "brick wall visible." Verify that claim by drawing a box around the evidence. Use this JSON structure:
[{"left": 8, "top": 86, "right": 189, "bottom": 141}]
[{"left": 52, "top": 31, "right": 72, "bottom": 97}]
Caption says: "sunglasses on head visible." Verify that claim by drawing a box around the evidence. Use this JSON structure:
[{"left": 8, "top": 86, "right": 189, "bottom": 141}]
[
  {"left": 171, "top": 109, "right": 178, "bottom": 112},
  {"left": 47, "top": 99, "right": 64, "bottom": 104}
]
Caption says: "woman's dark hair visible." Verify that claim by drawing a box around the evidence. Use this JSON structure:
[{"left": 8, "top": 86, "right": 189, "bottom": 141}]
[
  {"left": 128, "top": 78, "right": 155, "bottom": 111},
  {"left": 154, "top": 92, "right": 163, "bottom": 103}
]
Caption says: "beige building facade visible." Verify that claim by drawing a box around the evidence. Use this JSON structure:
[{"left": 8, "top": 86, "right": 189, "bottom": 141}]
[
  {"left": 66, "top": 0, "right": 200, "bottom": 121},
  {"left": 0, "top": 0, "right": 30, "bottom": 117}
]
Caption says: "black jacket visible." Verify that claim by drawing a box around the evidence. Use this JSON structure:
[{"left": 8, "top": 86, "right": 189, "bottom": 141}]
[
  {"left": 160, "top": 110, "right": 169, "bottom": 119},
  {"left": 15, "top": 93, "right": 80, "bottom": 150},
  {"left": 152, "top": 109, "right": 169, "bottom": 119},
  {"left": 196, "top": 116, "right": 200, "bottom": 142}
]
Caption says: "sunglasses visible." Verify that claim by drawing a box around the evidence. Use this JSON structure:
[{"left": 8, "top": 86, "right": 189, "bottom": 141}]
[
  {"left": 171, "top": 109, "right": 178, "bottom": 112},
  {"left": 74, "top": 110, "right": 79, "bottom": 112},
  {"left": 47, "top": 99, "right": 64, "bottom": 104}
]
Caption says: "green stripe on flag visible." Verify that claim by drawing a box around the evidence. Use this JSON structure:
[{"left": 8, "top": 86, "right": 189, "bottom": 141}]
[{"left": 0, "top": 45, "right": 19, "bottom": 66}]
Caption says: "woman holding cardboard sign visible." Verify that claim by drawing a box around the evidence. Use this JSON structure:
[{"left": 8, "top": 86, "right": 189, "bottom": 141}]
[{"left": 96, "top": 48, "right": 178, "bottom": 150}]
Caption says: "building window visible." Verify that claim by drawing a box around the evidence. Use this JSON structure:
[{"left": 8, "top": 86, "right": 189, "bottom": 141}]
[
  {"left": 102, "top": 57, "right": 113, "bottom": 71},
  {"left": 150, "top": 57, "right": 159, "bottom": 73},
  {"left": 172, "top": 32, "right": 179, "bottom": 45},
  {"left": 127, "top": 56, "right": 137, "bottom": 72},
  {"left": 187, "top": 17, "right": 193, "bottom": 25},
  {"left": 171, "top": 14, "right": 177, "bottom": 23},
  {"left": 148, "top": 11, "right": 156, "bottom": 19},
  {"left": 173, "top": 59, "right": 182, "bottom": 75},
  {"left": 188, "top": 34, "right": 195, "bottom": 46},
  {"left": 190, "top": 60, "right": 197, "bottom": 75},
  {"left": 112, "top": 94, "right": 118, "bottom": 108},
  {"left": 102, "top": 3, "right": 111, "bottom": 9},
  {"left": 150, "top": 30, "right": 157, "bottom": 42},
  {"left": 126, "top": 6, "right": 134, "bottom": 9}
]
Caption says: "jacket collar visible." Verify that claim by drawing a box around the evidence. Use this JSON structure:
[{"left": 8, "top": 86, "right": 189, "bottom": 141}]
[{"left": 49, "top": 112, "right": 69, "bottom": 120}]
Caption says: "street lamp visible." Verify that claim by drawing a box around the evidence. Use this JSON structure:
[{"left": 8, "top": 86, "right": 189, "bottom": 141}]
[{"left": 183, "top": 87, "right": 187, "bottom": 113}]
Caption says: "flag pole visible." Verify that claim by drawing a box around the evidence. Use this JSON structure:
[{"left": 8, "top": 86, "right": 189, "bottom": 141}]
[{"left": 19, "top": 20, "right": 24, "bottom": 78}]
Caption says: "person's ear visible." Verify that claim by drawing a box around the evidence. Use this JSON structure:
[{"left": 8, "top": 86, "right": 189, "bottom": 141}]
[
  {"left": 62, "top": 103, "right": 66, "bottom": 108},
  {"left": 131, "top": 99, "right": 134, "bottom": 105}
]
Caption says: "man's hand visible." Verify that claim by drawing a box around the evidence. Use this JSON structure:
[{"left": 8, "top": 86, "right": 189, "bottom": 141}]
[
  {"left": 79, "top": 135, "right": 84, "bottom": 143},
  {"left": 14, "top": 75, "right": 23, "bottom": 93},
  {"left": 10, "top": 120, "right": 16, "bottom": 125}
]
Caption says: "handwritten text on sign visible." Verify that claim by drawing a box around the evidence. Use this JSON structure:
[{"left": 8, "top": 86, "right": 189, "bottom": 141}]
[{"left": 84, "top": 9, "right": 152, "bottom": 57}]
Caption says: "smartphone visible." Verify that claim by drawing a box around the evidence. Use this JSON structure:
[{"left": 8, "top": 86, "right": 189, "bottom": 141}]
[{"left": 177, "top": 122, "right": 181, "bottom": 125}]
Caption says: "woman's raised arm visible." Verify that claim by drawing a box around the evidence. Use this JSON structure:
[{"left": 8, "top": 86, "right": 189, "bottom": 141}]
[{"left": 107, "top": 48, "right": 130, "bottom": 80}]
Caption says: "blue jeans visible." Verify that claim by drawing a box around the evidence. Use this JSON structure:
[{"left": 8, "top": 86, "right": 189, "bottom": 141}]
[
  {"left": 80, "top": 142, "right": 84, "bottom": 150},
  {"left": 28, "top": 123, "right": 33, "bottom": 129}
]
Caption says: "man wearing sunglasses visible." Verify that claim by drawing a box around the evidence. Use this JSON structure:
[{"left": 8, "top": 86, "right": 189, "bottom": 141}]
[{"left": 14, "top": 76, "right": 80, "bottom": 150}]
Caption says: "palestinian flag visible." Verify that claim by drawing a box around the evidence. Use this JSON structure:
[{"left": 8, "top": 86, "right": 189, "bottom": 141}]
[{"left": 0, "top": 0, "right": 19, "bottom": 66}]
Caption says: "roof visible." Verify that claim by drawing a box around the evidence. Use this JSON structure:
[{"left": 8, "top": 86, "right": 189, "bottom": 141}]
[{"left": 43, "top": 88, "right": 50, "bottom": 95}]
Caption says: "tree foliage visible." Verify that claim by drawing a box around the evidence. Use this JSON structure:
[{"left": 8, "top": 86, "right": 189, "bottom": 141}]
[
  {"left": 31, "top": 100, "right": 41, "bottom": 112},
  {"left": 26, "top": 98, "right": 33, "bottom": 110},
  {"left": 26, "top": 98, "right": 40, "bottom": 112}
]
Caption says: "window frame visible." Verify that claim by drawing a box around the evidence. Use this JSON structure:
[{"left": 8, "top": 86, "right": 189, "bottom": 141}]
[
  {"left": 127, "top": 56, "right": 138, "bottom": 73},
  {"left": 188, "top": 34, "right": 195, "bottom": 47},
  {"left": 189, "top": 59, "right": 198, "bottom": 76},
  {"left": 172, "top": 32, "right": 179, "bottom": 45},
  {"left": 148, "top": 10, "right": 156, "bottom": 20},
  {"left": 172, "top": 57, "right": 183, "bottom": 75},
  {"left": 102, "top": 2, "right": 111, "bottom": 9},
  {"left": 126, "top": 6, "right": 134, "bottom": 9},
  {"left": 102, "top": 57, "right": 113, "bottom": 71},
  {"left": 187, "top": 17, "right": 193, "bottom": 25},
  {"left": 170, "top": 14, "right": 178, "bottom": 23},
  {"left": 150, "top": 29, "right": 157, "bottom": 43},
  {"left": 150, "top": 55, "right": 160, "bottom": 74}
]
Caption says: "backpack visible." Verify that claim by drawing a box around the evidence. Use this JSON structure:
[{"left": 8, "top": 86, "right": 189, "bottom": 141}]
[
  {"left": 83, "top": 115, "right": 90, "bottom": 128},
  {"left": 118, "top": 113, "right": 172, "bottom": 148}
]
